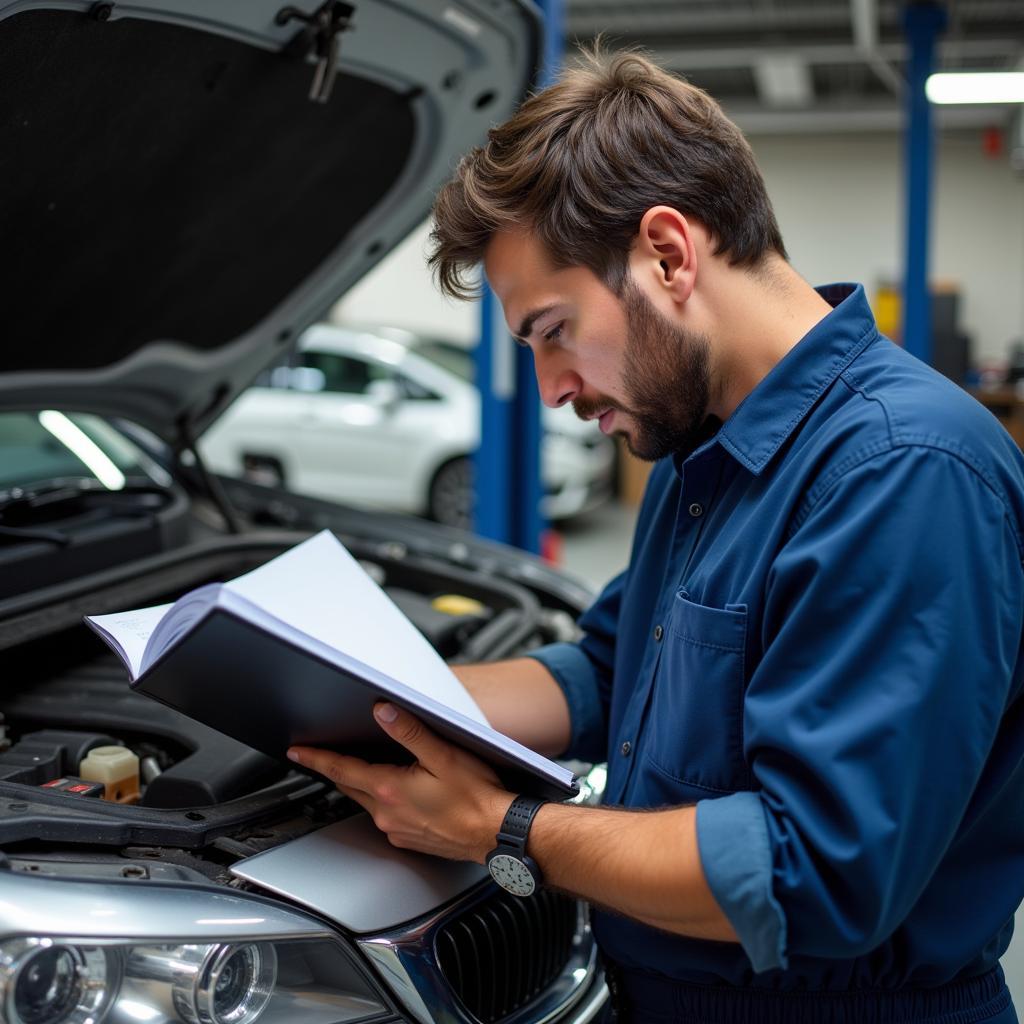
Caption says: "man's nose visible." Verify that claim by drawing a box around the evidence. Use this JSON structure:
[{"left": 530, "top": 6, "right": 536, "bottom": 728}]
[{"left": 534, "top": 351, "right": 581, "bottom": 408}]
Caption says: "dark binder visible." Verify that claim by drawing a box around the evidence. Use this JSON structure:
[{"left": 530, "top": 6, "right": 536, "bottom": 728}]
[{"left": 132, "top": 603, "right": 577, "bottom": 801}]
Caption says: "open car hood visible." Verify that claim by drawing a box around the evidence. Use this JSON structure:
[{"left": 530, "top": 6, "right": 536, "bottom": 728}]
[{"left": 0, "top": 0, "right": 539, "bottom": 443}]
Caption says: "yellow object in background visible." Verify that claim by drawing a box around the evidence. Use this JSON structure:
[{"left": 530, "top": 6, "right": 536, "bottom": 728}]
[
  {"left": 432, "top": 594, "right": 487, "bottom": 617},
  {"left": 874, "top": 283, "right": 902, "bottom": 342}
]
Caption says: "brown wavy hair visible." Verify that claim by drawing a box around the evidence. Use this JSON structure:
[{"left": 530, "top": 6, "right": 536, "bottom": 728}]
[{"left": 428, "top": 47, "right": 786, "bottom": 300}]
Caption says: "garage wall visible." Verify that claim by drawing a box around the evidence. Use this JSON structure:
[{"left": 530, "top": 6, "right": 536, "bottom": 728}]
[
  {"left": 333, "top": 220, "right": 479, "bottom": 343},
  {"left": 336, "top": 131, "right": 1024, "bottom": 367},
  {"left": 754, "top": 131, "right": 1024, "bottom": 366}
]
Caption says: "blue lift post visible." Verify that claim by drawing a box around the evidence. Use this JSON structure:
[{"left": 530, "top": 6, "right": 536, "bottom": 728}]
[
  {"left": 902, "top": 2, "right": 947, "bottom": 366},
  {"left": 473, "top": 0, "right": 564, "bottom": 553}
]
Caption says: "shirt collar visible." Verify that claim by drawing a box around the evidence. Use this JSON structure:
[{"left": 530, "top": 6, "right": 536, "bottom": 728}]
[{"left": 699, "top": 282, "right": 880, "bottom": 476}]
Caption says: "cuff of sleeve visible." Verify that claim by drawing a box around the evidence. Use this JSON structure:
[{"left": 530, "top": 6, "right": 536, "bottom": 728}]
[
  {"left": 696, "top": 792, "right": 788, "bottom": 974},
  {"left": 525, "top": 643, "right": 607, "bottom": 763}
]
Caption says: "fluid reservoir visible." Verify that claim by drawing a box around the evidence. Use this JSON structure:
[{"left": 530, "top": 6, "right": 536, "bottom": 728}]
[{"left": 79, "top": 745, "right": 140, "bottom": 804}]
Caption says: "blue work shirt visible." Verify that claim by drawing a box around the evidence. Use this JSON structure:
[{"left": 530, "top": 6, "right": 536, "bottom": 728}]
[{"left": 531, "top": 284, "right": 1024, "bottom": 990}]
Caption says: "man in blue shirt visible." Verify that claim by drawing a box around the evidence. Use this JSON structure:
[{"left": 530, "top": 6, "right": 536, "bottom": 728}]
[{"left": 289, "top": 49, "right": 1024, "bottom": 1022}]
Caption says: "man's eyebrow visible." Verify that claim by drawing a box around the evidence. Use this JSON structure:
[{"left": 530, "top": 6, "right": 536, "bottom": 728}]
[{"left": 512, "top": 304, "right": 559, "bottom": 342}]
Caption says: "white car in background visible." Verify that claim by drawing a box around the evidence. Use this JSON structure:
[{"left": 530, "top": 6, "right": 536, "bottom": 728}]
[{"left": 201, "top": 324, "right": 616, "bottom": 530}]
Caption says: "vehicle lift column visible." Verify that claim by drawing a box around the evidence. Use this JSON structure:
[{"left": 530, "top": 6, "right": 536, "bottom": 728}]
[
  {"left": 902, "top": 1, "right": 946, "bottom": 365},
  {"left": 473, "top": 0, "right": 563, "bottom": 554}
]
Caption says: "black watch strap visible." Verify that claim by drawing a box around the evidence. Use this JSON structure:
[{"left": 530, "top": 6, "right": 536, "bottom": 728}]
[{"left": 495, "top": 795, "right": 547, "bottom": 853}]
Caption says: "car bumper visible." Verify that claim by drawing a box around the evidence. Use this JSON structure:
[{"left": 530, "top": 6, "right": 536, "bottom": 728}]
[{"left": 542, "top": 437, "right": 617, "bottom": 521}]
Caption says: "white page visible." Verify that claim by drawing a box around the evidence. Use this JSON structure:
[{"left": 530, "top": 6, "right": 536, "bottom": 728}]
[
  {"left": 86, "top": 602, "right": 173, "bottom": 679},
  {"left": 225, "top": 531, "right": 488, "bottom": 725}
]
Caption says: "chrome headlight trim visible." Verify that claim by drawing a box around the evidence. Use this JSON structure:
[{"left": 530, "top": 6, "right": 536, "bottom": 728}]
[{"left": 128, "top": 941, "right": 279, "bottom": 1024}]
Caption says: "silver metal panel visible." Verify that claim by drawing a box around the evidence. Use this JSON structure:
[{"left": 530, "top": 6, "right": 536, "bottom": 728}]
[
  {"left": 230, "top": 814, "right": 487, "bottom": 934},
  {"left": 0, "top": 873, "right": 327, "bottom": 940}
]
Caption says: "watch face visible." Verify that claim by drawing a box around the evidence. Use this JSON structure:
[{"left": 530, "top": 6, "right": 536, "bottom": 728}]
[{"left": 487, "top": 853, "right": 537, "bottom": 897}]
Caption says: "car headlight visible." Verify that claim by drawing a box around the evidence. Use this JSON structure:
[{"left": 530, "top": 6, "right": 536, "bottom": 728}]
[
  {"left": 0, "top": 936, "right": 386, "bottom": 1024},
  {"left": 0, "top": 875, "right": 391, "bottom": 1024},
  {"left": 0, "top": 938, "right": 115, "bottom": 1024}
]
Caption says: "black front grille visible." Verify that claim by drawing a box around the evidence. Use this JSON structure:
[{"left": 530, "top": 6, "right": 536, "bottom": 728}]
[{"left": 435, "top": 887, "right": 578, "bottom": 1023}]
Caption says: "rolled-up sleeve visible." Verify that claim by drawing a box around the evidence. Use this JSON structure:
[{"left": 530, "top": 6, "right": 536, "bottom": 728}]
[
  {"left": 697, "top": 445, "right": 1023, "bottom": 967},
  {"left": 527, "top": 570, "right": 625, "bottom": 763},
  {"left": 697, "top": 792, "right": 788, "bottom": 972}
]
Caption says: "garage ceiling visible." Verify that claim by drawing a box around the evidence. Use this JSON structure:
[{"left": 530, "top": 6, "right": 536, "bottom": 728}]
[{"left": 564, "top": 0, "right": 1024, "bottom": 133}]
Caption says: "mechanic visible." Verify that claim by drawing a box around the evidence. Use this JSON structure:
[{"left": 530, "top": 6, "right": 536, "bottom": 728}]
[{"left": 289, "top": 49, "right": 1024, "bottom": 1023}]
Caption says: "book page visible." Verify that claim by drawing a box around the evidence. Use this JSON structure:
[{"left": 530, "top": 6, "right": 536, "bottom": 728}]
[
  {"left": 85, "top": 603, "right": 173, "bottom": 679},
  {"left": 225, "top": 531, "right": 488, "bottom": 725},
  {"left": 141, "top": 584, "right": 225, "bottom": 674}
]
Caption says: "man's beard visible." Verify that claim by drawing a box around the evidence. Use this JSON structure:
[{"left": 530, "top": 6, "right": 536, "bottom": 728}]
[{"left": 573, "top": 277, "right": 712, "bottom": 462}]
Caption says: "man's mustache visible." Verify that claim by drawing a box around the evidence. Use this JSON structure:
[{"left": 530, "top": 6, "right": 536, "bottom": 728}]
[{"left": 572, "top": 395, "right": 626, "bottom": 422}]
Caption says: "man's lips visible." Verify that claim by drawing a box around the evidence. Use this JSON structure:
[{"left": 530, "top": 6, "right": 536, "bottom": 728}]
[{"left": 575, "top": 403, "right": 619, "bottom": 433}]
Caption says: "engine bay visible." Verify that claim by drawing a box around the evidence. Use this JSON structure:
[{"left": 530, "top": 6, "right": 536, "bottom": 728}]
[{"left": 0, "top": 534, "right": 581, "bottom": 889}]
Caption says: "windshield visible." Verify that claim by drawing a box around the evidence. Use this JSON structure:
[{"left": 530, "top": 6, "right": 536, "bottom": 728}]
[
  {"left": 0, "top": 411, "right": 164, "bottom": 492},
  {"left": 412, "top": 341, "right": 475, "bottom": 383}
]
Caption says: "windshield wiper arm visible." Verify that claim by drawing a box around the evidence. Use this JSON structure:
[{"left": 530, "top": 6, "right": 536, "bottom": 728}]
[{"left": 0, "top": 479, "right": 170, "bottom": 524}]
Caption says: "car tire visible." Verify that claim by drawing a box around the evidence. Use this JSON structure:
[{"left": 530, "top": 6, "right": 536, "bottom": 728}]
[
  {"left": 428, "top": 456, "right": 473, "bottom": 530},
  {"left": 241, "top": 454, "right": 287, "bottom": 488}
]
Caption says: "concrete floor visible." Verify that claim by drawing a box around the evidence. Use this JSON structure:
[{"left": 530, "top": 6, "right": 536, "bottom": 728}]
[
  {"left": 556, "top": 498, "right": 1024, "bottom": 1007},
  {"left": 558, "top": 498, "right": 638, "bottom": 593}
]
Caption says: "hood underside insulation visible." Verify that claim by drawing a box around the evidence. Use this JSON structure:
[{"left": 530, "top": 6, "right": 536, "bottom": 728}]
[{"left": 0, "top": 8, "right": 415, "bottom": 371}]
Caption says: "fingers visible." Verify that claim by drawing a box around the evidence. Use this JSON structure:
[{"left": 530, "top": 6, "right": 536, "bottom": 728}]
[
  {"left": 372, "top": 703, "right": 454, "bottom": 773},
  {"left": 288, "top": 746, "right": 378, "bottom": 794},
  {"left": 336, "top": 782, "right": 375, "bottom": 816}
]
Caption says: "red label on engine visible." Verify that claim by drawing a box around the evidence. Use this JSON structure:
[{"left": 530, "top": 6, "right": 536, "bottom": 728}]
[{"left": 40, "top": 777, "right": 104, "bottom": 797}]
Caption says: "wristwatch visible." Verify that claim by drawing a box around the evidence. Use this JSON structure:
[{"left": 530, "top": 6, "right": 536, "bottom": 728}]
[{"left": 486, "top": 795, "right": 547, "bottom": 896}]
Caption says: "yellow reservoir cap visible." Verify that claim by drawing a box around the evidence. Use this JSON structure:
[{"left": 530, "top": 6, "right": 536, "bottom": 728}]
[{"left": 431, "top": 594, "right": 486, "bottom": 617}]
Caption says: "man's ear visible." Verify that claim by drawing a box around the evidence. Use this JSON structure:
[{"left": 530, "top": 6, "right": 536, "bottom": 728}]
[{"left": 632, "top": 206, "right": 697, "bottom": 305}]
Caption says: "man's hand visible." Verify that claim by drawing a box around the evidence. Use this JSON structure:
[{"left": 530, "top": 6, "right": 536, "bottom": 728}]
[{"left": 288, "top": 703, "right": 514, "bottom": 863}]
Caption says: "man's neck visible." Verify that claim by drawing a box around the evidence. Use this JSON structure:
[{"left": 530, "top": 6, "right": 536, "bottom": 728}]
[{"left": 705, "top": 259, "right": 834, "bottom": 421}]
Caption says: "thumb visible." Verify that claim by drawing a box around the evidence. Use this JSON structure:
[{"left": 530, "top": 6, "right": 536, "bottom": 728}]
[{"left": 374, "top": 703, "right": 451, "bottom": 770}]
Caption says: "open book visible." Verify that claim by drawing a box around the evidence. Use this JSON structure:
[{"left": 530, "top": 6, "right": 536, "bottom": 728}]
[{"left": 86, "top": 530, "right": 577, "bottom": 801}]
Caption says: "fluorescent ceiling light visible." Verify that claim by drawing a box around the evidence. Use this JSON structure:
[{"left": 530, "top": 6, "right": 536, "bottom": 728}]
[
  {"left": 926, "top": 72, "right": 1024, "bottom": 105},
  {"left": 753, "top": 55, "right": 813, "bottom": 107}
]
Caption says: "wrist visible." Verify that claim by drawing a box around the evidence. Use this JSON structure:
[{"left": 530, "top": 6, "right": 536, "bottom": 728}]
[{"left": 476, "top": 791, "right": 515, "bottom": 864}]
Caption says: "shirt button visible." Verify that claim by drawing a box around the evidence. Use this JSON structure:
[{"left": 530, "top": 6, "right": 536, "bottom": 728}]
[
  {"left": 621, "top": 741, "right": 632, "bottom": 756},
  {"left": 653, "top": 624, "right": 663, "bottom": 641},
  {"left": 689, "top": 502, "right": 704, "bottom": 517}
]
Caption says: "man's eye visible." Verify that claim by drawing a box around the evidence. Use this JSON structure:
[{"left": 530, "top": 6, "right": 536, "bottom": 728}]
[{"left": 543, "top": 322, "right": 564, "bottom": 343}]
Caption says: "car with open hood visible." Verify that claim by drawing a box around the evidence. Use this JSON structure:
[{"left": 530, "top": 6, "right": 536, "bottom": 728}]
[{"left": 0, "top": 3, "right": 608, "bottom": 1024}]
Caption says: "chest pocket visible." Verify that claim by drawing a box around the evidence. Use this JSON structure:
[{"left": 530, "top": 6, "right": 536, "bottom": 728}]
[{"left": 644, "top": 591, "right": 751, "bottom": 795}]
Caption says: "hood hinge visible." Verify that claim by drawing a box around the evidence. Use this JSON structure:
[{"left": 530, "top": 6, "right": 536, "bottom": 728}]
[{"left": 277, "top": 1, "right": 356, "bottom": 104}]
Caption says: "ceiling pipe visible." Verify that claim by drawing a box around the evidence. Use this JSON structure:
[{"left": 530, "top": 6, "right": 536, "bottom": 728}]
[
  {"left": 851, "top": 0, "right": 906, "bottom": 94},
  {"left": 653, "top": 39, "right": 1019, "bottom": 72},
  {"left": 724, "top": 101, "right": 1005, "bottom": 134},
  {"left": 568, "top": 4, "right": 855, "bottom": 35}
]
